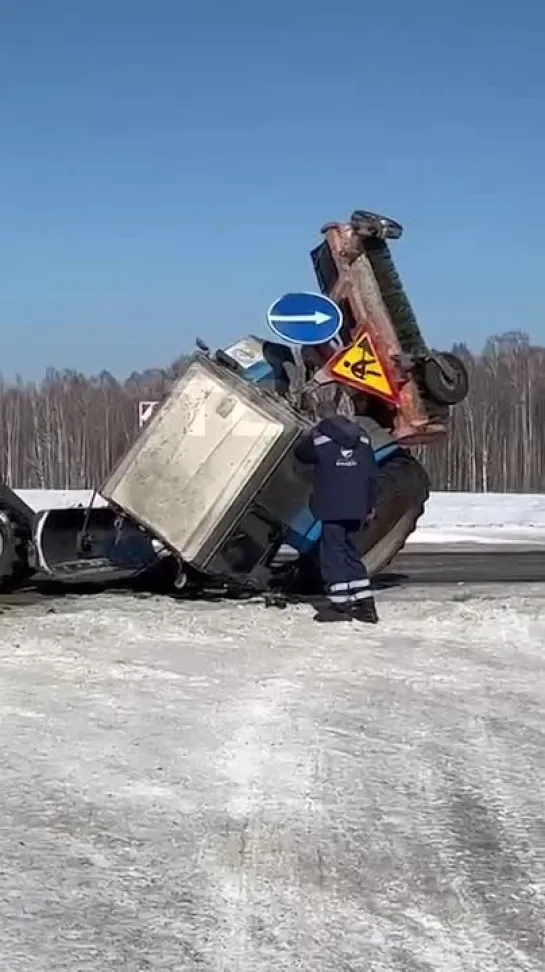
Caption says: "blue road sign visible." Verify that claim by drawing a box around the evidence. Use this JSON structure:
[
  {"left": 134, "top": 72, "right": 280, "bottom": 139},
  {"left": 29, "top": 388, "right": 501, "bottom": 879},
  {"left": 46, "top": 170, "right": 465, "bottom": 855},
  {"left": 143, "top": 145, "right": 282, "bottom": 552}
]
[{"left": 266, "top": 292, "right": 343, "bottom": 346}]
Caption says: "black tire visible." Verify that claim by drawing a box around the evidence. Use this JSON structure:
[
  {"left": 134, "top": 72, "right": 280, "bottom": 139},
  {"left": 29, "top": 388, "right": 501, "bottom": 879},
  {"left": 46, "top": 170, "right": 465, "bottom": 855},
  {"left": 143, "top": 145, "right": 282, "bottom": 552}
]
[
  {"left": 422, "top": 352, "right": 469, "bottom": 406},
  {"left": 357, "top": 451, "right": 430, "bottom": 576},
  {"left": 292, "top": 450, "right": 429, "bottom": 592},
  {"left": 0, "top": 505, "right": 31, "bottom": 592},
  {"left": 350, "top": 210, "right": 403, "bottom": 240}
]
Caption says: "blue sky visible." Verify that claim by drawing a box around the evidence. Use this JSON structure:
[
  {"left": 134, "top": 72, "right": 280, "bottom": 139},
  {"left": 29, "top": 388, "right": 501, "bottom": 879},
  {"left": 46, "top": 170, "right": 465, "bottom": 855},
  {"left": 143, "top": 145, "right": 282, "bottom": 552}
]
[{"left": 2, "top": 0, "right": 544, "bottom": 379}]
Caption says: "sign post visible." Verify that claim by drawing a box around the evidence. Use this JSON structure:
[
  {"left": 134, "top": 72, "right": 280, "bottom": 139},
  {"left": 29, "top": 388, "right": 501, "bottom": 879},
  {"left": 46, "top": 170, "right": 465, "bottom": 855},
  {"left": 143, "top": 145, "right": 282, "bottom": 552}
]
[{"left": 138, "top": 400, "right": 160, "bottom": 428}]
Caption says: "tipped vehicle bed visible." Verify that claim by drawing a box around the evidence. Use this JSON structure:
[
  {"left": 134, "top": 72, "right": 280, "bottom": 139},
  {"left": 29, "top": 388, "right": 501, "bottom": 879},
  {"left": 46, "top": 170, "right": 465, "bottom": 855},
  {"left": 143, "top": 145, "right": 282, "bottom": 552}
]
[{"left": 101, "top": 355, "right": 312, "bottom": 586}]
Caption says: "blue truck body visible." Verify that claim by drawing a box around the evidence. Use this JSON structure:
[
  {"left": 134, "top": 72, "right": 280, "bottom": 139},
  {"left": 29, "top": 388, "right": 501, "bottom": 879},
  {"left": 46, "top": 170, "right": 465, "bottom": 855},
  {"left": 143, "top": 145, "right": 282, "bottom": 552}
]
[{"left": 233, "top": 344, "right": 402, "bottom": 556}]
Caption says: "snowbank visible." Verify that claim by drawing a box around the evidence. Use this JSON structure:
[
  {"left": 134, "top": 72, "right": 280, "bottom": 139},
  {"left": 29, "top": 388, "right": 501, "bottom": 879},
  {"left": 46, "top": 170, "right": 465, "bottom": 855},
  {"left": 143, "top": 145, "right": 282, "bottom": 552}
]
[{"left": 13, "top": 488, "right": 545, "bottom": 545}]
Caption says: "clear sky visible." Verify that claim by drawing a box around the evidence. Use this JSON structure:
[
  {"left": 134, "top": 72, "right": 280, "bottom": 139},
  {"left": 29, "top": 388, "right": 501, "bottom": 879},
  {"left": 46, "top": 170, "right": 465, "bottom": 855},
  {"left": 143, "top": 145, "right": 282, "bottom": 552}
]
[{"left": 2, "top": 0, "right": 544, "bottom": 380}]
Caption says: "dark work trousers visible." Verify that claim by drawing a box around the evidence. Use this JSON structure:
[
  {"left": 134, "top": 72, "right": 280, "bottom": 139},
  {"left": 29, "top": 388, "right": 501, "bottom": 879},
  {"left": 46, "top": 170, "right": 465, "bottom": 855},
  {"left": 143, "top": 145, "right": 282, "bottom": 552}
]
[{"left": 319, "top": 520, "right": 372, "bottom": 605}]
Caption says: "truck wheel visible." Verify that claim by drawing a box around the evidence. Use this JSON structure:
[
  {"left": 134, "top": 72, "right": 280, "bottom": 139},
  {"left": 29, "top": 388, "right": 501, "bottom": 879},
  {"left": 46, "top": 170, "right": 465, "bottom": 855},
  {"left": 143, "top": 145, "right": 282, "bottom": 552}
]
[
  {"left": 0, "top": 506, "right": 31, "bottom": 592},
  {"left": 422, "top": 352, "right": 469, "bottom": 406},
  {"left": 357, "top": 451, "right": 429, "bottom": 576},
  {"left": 349, "top": 210, "right": 403, "bottom": 240}
]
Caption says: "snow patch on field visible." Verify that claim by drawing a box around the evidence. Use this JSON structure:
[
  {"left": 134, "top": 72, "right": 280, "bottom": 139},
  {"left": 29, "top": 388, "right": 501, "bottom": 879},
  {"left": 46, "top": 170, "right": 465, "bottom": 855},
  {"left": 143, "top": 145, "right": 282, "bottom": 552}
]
[
  {"left": 15, "top": 488, "right": 108, "bottom": 510},
  {"left": 413, "top": 492, "right": 545, "bottom": 545},
  {"left": 0, "top": 590, "right": 543, "bottom": 970}
]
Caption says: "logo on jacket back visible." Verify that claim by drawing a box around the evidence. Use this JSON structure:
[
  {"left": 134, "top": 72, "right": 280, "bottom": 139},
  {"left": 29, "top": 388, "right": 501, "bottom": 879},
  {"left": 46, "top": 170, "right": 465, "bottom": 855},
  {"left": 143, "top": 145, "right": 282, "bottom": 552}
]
[{"left": 336, "top": 447, "right": 357, "bottom": 467}]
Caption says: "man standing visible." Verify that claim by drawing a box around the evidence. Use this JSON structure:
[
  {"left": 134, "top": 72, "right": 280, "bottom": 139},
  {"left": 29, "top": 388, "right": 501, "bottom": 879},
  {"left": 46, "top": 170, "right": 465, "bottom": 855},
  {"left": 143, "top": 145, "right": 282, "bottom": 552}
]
[{"left": 294, "top": 400, "right": 379, "bottom": 624}]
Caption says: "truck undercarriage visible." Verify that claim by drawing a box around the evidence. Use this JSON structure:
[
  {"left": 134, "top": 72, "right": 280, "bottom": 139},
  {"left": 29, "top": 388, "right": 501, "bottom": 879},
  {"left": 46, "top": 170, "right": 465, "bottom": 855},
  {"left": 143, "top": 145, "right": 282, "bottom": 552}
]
[{"left": 0, "top": 209, "right": 468, "bottom": 597}]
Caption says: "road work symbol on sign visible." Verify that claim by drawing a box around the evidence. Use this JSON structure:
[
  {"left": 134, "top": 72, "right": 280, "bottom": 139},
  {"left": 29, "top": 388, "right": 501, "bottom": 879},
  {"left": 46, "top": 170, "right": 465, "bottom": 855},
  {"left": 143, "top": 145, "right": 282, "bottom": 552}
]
[
  {"left": 329, "top": 331, "right": 396, "bottom": 402},
  {"left": 267, "top": 292, "right": 343, "bottom": 346}
]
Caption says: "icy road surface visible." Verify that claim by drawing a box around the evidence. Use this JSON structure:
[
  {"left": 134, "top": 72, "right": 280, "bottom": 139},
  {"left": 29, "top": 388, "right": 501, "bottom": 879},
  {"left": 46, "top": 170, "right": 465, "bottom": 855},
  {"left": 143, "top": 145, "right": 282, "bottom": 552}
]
[{"left": 0, "top": 591, "right": 544, "bottom": 972}]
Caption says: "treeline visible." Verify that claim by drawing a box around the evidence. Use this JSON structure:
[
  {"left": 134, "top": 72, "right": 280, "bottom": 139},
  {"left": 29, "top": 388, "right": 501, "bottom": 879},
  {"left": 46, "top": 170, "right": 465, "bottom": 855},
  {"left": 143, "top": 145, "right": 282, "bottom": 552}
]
[
  {"left": 413, "top": 332, "right": 545, "bottom": 492},
  {"left": 0, "top": 332, "right": 543, "bottom": 492},
  {"left": 0, "top": 356, "right": 188, "bottom": 490}
]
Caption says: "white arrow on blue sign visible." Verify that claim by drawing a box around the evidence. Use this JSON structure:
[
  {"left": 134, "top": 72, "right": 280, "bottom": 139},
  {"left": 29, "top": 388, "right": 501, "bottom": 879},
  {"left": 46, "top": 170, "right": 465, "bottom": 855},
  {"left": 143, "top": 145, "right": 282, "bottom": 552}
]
[{"left": 266, "top": 292, "right": 343, "bottom": 346}]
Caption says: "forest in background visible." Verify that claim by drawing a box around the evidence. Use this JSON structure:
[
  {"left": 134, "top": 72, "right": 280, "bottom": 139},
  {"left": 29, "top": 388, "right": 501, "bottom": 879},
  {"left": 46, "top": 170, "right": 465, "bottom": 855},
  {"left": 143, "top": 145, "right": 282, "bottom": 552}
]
[{"left": 0, "top": 331, "right": 543, "bottom": 492}]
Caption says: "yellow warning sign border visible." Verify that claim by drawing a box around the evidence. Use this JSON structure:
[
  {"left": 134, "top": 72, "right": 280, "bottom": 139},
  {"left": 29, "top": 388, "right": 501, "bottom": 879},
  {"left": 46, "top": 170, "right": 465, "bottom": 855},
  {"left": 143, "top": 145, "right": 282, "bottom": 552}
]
[{"left": 325, "top": 330, "right": 398, "bottom": 404}]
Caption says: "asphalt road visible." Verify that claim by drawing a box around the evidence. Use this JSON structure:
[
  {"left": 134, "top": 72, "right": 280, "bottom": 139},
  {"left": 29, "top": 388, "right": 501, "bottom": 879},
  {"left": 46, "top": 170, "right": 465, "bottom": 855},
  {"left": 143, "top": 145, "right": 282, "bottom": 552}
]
[
  {"left": 0, "top": 546, "right": 544, "bottom": 611},
  {"left": 383, "top": 545, "right": 545, "bottom": 586}
]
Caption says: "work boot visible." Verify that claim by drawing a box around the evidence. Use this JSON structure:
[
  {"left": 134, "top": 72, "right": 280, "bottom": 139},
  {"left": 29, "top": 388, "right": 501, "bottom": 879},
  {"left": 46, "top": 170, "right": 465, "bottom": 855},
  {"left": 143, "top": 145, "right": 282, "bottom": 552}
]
[
  {"left": 351, "top": 597, "right": 379, "bottom": 624},
  {"left": 313, "top": 603, "right": 353, "bottom": 623}
]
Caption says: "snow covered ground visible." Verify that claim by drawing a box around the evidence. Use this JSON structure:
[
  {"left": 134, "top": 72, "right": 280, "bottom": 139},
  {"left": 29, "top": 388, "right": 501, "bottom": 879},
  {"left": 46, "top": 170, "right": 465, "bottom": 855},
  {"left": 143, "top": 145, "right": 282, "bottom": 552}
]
[
  {"left": 15, "top": 488, "right": 108, "bottom": 511},
  {"left": 0, "top": 588, "right": 543, "bottom": 971},
  {"left": 14, "top": 488, "right": 545, "bottom": 545},
  {"left": 413, "top": 492, "right": 545, "bottom": 546}
]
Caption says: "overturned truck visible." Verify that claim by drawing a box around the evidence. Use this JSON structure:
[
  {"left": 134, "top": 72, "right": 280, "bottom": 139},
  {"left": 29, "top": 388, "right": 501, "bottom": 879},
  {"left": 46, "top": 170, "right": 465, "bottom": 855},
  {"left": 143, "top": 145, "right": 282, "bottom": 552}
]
[{"left": 0, "top": 210, "right": 468, "bottom": 596}]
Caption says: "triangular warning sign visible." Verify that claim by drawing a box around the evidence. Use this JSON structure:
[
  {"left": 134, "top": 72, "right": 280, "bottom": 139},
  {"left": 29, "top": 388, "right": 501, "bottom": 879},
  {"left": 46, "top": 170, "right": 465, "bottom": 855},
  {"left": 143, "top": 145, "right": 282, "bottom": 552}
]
[{"left": 328, "top": 331, "right": 397, "bottom": 403}]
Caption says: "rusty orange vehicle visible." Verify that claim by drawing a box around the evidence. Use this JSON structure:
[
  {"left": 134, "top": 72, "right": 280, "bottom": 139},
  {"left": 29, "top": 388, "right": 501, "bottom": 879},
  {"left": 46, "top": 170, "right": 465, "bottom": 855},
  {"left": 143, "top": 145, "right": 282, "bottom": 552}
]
[{"left": 307, "top": 209, "right": 467, "bottom": 442}]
